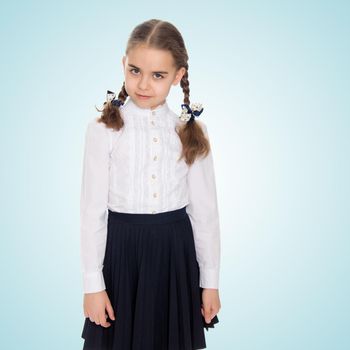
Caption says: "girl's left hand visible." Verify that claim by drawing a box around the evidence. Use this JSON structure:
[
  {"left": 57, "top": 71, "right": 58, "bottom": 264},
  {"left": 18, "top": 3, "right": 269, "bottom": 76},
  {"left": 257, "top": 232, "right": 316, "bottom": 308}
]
[{"left": 201, "top": 288, "right": 221, "bottom": 323}]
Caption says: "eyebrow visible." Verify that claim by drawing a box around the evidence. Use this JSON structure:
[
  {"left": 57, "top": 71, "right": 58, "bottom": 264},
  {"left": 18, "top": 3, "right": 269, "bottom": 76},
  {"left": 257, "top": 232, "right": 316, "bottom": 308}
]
[{"left": 128, "top": 64, "right": 169, "bottom": 74}]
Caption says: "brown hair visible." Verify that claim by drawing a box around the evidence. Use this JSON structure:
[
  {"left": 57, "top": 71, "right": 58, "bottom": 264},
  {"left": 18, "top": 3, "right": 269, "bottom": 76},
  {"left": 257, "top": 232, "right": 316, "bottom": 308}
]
[{"left": 96, "top": 19, "right": 210, "bottom": 165}]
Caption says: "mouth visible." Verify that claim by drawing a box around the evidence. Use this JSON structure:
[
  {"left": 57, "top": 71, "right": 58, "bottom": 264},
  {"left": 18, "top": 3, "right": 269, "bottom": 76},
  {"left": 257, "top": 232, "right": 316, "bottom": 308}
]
[{"left": 136, "top": 93, "right": 152, "bottom": 99}]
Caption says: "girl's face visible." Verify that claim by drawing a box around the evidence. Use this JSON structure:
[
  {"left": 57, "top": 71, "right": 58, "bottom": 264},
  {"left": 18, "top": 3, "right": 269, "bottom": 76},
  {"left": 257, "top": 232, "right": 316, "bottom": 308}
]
[{"left": 122, "top": 45, "right": 186, "bottom": 110}]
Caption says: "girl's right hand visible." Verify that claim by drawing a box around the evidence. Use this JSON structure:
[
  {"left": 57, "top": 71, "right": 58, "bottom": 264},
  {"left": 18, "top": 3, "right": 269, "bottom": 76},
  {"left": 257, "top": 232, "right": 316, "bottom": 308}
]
[{"left": 83, "top": 290, "right": 116, "bottom": 328}]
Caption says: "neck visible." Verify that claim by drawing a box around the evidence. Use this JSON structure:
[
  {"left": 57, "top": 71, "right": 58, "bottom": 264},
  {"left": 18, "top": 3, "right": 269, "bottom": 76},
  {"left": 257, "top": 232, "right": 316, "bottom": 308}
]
[{"left": 151, "top": 99, "right": 166, "bottom": 110}]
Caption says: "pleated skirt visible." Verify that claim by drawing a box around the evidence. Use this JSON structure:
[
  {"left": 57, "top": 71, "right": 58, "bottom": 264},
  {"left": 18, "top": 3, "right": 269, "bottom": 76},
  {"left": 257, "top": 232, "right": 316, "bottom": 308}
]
[{"left": 81, "top": 205, "right": 219, "bottom": 350}]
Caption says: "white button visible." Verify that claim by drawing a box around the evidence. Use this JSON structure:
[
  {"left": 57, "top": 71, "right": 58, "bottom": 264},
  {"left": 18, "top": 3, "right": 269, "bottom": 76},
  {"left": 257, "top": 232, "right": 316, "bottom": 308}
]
[
  {"left": 153, "top": 137, "right": 158, "bottom": 142},
  {"left": 152, "top": 111, "right": 156, "bottom": 116},
  {"left": 152, "top": 210, "right": 156, "bottom": 214},
  {"left": 153, "top": 192, "right": 157, "bottom": 198},
  {"left": 152, "top": 174, "right": 156, "bottom": 179},
  {"left": 151, "top": 120, "right": 155, "bottom": 125},
  {"left": 153, "top": 155, "right": 157, "bottom": 161}
]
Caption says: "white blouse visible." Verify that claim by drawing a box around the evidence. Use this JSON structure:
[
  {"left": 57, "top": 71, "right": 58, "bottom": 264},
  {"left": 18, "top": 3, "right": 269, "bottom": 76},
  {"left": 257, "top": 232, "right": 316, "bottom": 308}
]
[{"left": 80, "top": 97, "right": 221, "bottom": 293}]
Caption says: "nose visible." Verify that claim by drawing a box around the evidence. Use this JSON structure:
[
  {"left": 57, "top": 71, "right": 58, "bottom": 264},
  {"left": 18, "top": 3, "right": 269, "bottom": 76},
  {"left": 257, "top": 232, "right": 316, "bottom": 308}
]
[{"left": 138, "top": 75, "right": 150, "bottom": 91}]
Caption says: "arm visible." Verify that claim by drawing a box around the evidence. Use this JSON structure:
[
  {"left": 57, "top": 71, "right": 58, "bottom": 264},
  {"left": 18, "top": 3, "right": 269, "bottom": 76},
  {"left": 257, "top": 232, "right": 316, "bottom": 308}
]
[
  {"left": 186, "top": 121, "right": 221, "bottom": 289},
  {"left": 80, "top": 118, "right": 110, "bottom": 294}
]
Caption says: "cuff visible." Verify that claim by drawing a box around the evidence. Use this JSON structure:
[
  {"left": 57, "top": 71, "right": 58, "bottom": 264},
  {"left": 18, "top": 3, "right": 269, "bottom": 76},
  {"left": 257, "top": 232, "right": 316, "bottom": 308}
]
[
  {"left": 199, "top": 267, "right": 220, "bottom": 289},
  {"left": 82, "top": 271, "right": 106, "bottom": 293}
]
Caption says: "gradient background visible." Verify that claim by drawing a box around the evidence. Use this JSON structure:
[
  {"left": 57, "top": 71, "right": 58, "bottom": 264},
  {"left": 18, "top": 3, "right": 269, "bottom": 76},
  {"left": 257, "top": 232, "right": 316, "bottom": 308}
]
[{"left": 1, "top": 0, "right": 349, "bottom": 349}]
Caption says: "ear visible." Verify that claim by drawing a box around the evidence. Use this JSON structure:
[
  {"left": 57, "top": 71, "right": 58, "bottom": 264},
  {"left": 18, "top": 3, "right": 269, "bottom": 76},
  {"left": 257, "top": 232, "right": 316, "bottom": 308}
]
[
  {"left": 122, "top": 56, "right": 126, "bottom": 70},
  {"left": 173, "top": 67, "right": 186, "bottom": 86}
]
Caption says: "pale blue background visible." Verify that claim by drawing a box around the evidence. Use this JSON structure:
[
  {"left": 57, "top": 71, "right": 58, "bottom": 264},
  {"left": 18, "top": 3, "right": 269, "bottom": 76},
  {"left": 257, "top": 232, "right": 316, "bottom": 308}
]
[{"left": 0, "top": 0, "right": 349, "bottom": 349}]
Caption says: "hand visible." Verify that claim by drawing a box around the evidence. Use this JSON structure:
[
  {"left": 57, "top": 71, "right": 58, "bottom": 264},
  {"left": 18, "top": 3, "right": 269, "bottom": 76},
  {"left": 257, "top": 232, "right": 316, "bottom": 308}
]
[
  {"left": 83, "top": 290, "right": 115, "bottom": 328},
  {"left": 201, "top": 288, "right": 221, "bottom": 324}
]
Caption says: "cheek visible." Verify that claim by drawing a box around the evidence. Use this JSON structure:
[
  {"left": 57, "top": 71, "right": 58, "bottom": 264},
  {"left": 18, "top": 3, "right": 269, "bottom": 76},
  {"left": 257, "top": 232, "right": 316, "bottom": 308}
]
[
  {"left": 153, "top": 80, "right": 172, "bottom": 94},
  {"left": 124, "top": 76, "right": 137, "bottom": 90}
]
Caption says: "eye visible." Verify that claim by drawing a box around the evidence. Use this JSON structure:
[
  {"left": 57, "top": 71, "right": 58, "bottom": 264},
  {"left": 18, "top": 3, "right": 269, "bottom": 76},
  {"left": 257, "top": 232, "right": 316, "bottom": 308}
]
[
  {"left": 129, "top": 69, "right": 164, "bottom": 80},
  {"left": 154, "top": 73, "right": 164, "bottom": 79}
]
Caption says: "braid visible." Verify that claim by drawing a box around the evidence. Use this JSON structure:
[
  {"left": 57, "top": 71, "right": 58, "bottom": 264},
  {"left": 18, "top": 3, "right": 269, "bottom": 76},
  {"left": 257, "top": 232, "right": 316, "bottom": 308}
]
[
  {"left": 180, "top": 68, "right": 190, "bottom": 105},
  {"left": 176, "top": 66, "right": 209, "bottom": 165},
  {"left": 117, "top": 81, "right": 129, "bottom": 103},
  {"left": 180, "top": 67, "right": 198, "bottom": 127},
  {"left": 97, "top": 81, "right": 128, "bottom": 131}
]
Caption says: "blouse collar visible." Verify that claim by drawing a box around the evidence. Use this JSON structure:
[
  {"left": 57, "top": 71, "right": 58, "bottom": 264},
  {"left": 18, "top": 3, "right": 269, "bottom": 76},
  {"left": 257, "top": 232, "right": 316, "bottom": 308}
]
[{"left": 121, "top": 97, "right": 170, "bottom": 117}]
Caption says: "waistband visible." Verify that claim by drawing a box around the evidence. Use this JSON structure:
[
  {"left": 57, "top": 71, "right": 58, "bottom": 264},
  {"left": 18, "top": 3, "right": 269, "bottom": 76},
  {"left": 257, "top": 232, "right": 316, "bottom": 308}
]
[{"left": 108, "top": 206, "right": 188, "bottom": 224}]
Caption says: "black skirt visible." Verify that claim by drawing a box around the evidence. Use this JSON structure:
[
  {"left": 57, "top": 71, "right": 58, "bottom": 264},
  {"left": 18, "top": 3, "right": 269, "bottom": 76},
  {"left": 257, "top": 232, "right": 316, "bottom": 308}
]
[{"left": 81, "top": 205, "right": 219, "bottom": 350}]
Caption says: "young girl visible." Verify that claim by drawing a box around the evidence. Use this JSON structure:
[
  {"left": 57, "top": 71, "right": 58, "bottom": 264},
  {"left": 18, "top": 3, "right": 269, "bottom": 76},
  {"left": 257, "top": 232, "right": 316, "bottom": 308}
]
[{"left": 80, "top": 19, "right": 221, "bottom": 350}]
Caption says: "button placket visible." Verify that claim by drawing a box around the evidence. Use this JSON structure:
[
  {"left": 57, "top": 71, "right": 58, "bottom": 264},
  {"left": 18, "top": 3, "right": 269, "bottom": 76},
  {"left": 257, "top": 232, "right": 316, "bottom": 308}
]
[
  {"left": 150, "top": 110, "right": 156, "bottom": 127},
  {"left": 150, "top": 110, "right": 159, "bottom": 213}
]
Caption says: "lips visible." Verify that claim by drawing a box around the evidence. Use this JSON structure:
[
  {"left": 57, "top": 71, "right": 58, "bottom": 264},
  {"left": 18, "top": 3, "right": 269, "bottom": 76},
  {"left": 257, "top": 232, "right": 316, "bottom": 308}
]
[{"left": 136, "top": 93, "right": 151, "bottom": 98}]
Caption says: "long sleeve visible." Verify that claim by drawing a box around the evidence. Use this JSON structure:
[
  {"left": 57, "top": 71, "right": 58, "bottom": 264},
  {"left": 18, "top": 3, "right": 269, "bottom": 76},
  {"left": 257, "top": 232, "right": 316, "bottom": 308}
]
[
  {"left": 186, "top": 121, "right": 221, "bottom": 289},
  {"left": 80, "top": 118, "right": 111, "bottom": 294}
]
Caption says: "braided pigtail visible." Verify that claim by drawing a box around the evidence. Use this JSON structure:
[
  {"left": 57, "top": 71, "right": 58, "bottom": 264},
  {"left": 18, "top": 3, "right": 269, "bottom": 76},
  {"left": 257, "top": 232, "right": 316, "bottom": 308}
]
[
  {"left": 95, "top": 82, "right": 129, "bottom": 131},
  {"left": 177, "top": 67, "right": 210, "bottom": 165}
]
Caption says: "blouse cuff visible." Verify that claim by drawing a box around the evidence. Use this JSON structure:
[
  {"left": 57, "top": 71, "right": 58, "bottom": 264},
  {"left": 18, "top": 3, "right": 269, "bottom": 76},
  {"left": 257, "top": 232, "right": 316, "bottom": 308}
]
[
  {"left": 199, "top": 267, "right": 220, "bottom": 289},
  {"left": 82, "top": 271, "right": 106, "bottom": 294}
]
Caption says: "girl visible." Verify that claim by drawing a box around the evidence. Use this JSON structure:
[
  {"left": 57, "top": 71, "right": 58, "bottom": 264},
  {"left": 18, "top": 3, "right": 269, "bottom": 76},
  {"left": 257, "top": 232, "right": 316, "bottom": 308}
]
[{"left": 80, "top": 19, "right": 221, "bottom": 350}]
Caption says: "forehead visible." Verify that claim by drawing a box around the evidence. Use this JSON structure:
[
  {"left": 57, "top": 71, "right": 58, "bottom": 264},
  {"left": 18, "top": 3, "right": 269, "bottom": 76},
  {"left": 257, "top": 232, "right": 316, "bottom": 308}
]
[{"left": 126, "top": 45, "right": 175, "bottom": 70}]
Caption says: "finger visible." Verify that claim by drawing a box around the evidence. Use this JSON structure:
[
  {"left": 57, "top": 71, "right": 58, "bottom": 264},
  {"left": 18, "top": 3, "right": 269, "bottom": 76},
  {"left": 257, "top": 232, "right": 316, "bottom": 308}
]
[
  {"left": 204, "top": 307, "right": 212, "bottom": 323},
  {"left": 210, "top": 305, "right": 218, "bottom": 317},
  {"left": 204, "top": 307, "right": 211, "bottom": 317},
  {"left": 101, "top": 320, "right": 111, "bottom": 327},
  {"left": 92, "top": 313, "right": 100, "bottom": 325},
  {"left": 106, "top": 302, "right": 116, "bottom": 321},
  {"left": 100, "top": 313, "right": 111, "bottom": 328},
  {"left": 97, "top": 314, "right": 104, "bottom": 326}
]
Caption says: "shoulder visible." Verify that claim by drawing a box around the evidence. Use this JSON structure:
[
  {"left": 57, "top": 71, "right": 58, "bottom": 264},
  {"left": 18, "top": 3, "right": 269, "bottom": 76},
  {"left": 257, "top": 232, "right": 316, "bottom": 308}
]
[
  {"left": 83, "top": 117, "right": 114, "bottom": 149},
  {"left": 84, "top": 117, "right": 123, "bottom": 155},
  {"left": 86, "top": 116, "right": 108, "bottom": 132},
  {"left": 85, "top": 117, "right": 120, "bottom": 138}
]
